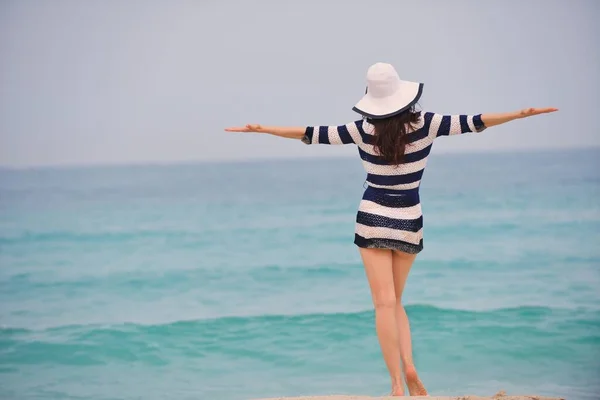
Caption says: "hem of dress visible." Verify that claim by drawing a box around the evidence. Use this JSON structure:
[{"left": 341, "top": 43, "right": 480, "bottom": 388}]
[{"left": 354, "top": 234, "right": 423, "bottom": 254}]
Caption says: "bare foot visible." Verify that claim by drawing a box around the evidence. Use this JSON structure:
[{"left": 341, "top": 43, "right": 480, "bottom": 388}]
[{"left": 405, "top": 366, "right": 428, "bottom": 396}]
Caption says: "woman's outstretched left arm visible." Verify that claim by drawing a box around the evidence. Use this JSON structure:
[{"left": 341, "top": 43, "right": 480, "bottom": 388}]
[
  {"left": 225, "top": 121, "right": 363, "bottom": 145},
  {"left": 225, "top": 124, "right": 306, "bottom": 139}
]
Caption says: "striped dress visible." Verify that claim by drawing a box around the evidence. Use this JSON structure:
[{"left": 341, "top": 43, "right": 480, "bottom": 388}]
[{"left": 302, "top": 112, "right": 486, "bottom": 254}]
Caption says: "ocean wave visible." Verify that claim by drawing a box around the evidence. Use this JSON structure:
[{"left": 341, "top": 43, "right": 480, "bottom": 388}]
[
  {"left": 2, "top": 304, "right": 600, "bottom": 371},
  {"left": 2, "top": 304, "right": 598, "bottom": 344},
  {"left": 1, "top": 304, "right": 598, "bottom": 368},
  {"left": 2, "top": 304, "right": 598, "bottom": 333}
]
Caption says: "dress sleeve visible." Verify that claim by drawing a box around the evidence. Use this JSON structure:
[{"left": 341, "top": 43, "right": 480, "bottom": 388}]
[
  {"left": 302, "top": 120, "right": 363, "bottom": 145},
  {"left": 425, "top": 112, "right": 487, "bottom": 137}
]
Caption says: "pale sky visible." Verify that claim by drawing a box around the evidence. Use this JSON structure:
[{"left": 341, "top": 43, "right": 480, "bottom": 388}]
[{"left": 0, "top": 0, "right": 598, "bottom": 167}]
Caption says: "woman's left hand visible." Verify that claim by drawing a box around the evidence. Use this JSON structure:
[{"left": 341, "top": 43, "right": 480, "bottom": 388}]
[
  {"left": 517, "top": 107, "right": 559, "bottom": 118},
  {"left": 224, "top": 124, "right": 264, "bottom": 133}
]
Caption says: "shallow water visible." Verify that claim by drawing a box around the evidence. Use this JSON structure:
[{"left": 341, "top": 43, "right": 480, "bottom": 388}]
[{"left": 1, "top": 148, "right": 599, "bottom": 399}]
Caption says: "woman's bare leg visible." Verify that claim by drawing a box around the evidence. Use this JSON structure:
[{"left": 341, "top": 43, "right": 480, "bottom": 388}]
[
  {"left": 392, "top": 250, "right": 428, "bottom": 396},
  {"left": 359, "top": 248, "right": 404, "bottom": 396}
]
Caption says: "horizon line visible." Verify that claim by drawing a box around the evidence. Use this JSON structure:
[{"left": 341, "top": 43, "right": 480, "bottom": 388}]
[{"left": 1, "top": 145, "right": 598, "bottom": 172}]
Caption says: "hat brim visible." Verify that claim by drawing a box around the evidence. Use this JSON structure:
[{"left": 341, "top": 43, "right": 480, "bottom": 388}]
[{"left": 352, "top": 81, "right": 423, "bottom": 119}]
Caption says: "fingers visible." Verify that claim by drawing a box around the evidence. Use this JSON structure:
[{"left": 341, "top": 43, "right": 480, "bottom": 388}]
[
  {"left": 246, "top": 124, "right": 262, "bottom": 131},
  {"left": 533, "top": 107, "right": 559, "bottom": 115},
  {"left": 224, "top": 124, "right": 262, "bottom": 132},
  {"left": 520, "top": 107, "right": 559, "bottom": 118},
  {"left": 519, "top": 108, "right": 534, "bottom": 117},
  {"left": 224, "top": 127, "right": 249, "bottom": 132}
]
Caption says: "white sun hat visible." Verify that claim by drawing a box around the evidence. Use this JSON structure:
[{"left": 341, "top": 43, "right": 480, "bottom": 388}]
[{"left": 352, "top": 62, "right": 424, "bottom": 119}]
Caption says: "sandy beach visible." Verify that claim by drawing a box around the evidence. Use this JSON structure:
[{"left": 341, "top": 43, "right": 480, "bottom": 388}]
[{"left": 254, "top": 395, "right": 564, "bottom": 400}]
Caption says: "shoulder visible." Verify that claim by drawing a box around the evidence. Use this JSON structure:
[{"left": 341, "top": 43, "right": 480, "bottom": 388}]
[
  {"left": 421, "top": 111, "right": 437, "bottom": 120},
  {"left": 348, "top": 119, "right": 367, "bottom": 133},
  {"left": 421, "top": 111, "right": 445, "bottom": 126}
]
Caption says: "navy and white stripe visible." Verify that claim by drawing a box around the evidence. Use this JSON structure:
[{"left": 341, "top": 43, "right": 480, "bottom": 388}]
[
  {"left": 302, "top": 121, "right": 362, "bottom": 145},
  {"left": 354, "top": 185, "right": 424, "bottom": 253},
  {"left": 303, "top": 112, "right": 486, "bottom": 253}
]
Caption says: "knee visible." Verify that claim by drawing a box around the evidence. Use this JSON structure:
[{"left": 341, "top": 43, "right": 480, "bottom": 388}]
[{"left": 372, "top": 292, "right": 397, "bottom": 310}]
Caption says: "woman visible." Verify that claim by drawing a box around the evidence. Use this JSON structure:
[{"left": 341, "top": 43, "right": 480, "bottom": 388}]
[{"left": 225, "top": 62, "right": 557, "bottom": 396}]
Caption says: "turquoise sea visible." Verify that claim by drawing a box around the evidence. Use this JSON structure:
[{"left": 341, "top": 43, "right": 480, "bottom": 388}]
[{"left": 1, "top": 148, "right": 599, "bottom": 400}]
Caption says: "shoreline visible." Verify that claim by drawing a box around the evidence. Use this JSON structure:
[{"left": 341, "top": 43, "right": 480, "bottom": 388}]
[{"left": 254, "top": 395, "right": 564, "bottom": 400}]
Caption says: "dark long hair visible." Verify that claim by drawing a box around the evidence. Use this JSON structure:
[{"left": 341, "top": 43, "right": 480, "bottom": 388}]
[{"left": 367, "top": 106, "right": 421, "bottom": 164}]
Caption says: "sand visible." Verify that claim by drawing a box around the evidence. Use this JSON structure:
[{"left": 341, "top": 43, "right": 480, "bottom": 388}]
[{"left": 254, "top": 395, "right": 563, "bottom": 400}]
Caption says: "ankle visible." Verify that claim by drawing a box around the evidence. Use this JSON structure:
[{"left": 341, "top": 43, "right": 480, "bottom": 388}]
[
  {"left": 403, "top": 364, "right": 417, "bottom": 377},
  {"left": 391, "top": 376, "right": 404, "bottom": 388},
  {"left": 391, "top": 381, "right": 404, "bottom": 396}
]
